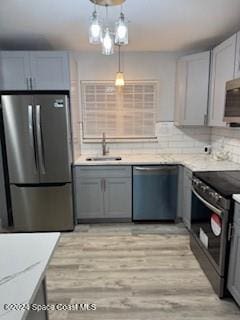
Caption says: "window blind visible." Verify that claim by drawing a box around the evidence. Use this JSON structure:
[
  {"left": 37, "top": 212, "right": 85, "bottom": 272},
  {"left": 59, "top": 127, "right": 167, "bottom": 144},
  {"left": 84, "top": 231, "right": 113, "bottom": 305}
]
[{"left": 81, "top": 81, "right": 157, "bottom": 140}]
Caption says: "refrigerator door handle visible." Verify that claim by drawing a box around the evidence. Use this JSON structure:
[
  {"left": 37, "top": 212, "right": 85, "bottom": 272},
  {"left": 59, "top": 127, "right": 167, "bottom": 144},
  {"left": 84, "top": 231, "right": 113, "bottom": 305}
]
[
  {"left": 36, "top": 104, "right": 46, "bottom": 174},
  {"left": 28, "top": 105, "right": 38, "bottom": 173}
]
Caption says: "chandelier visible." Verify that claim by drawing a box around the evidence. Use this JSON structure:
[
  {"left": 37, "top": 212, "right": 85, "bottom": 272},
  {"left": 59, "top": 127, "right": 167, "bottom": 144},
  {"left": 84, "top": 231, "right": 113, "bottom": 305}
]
[{"left": 89, "top": 0, "right": 128, "bottom": 55}]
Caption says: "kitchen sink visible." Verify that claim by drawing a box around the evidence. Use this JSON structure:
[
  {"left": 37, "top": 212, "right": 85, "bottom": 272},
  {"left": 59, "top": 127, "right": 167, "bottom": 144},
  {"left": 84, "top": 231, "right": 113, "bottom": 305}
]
[{"left": 86, "top": 156, "right": 122, "bottom": 161}]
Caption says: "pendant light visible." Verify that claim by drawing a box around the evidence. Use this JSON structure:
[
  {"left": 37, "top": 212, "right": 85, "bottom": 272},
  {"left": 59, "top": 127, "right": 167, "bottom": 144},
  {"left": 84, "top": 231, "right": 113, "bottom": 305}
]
[
  {"left": 89, "top": 3, "right": 102, "bottom": 44},
  {"left": 88, "top": 0, "right": 128, "bottom": 54},
  {"left": 102, "top": 5, "right": 114, "bottom": 55},
  {"left": 115, "top": 7, "right": 128, "bottom": 45},
  {"left": 115, "top": 45, "right": 125, "bottom": 86}
]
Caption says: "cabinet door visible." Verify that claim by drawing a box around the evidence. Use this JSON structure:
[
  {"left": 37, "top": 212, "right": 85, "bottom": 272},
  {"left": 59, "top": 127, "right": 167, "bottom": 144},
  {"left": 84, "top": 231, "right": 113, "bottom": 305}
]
[
  {"left": 182, "top": 168, "right": 192, "bottom": 229},
  {"left": 228, "top": 221, "right": 240, "bottom": 306},
  {"left": 30, "top": 51, "right": 70, "bottom": 90},
  {"left": 0, "top": 141, "right": 8, "bottom": 227},
  {"left": 0, "top": 51, "right": 30, "bottom": 90},
  {"left": 74, "top": 177, "right": 104, "bottom": 219},
  {"left": 174, "top": 60, "right": 187, "bottom": 126},
  {"left": 209, "top": 34, "right": 237, "bottom": 127},
  {"left": 184, "top": 52, "right": 209, "bottom": 126},
  {"left": 234, "top": 31, "right": 240, "bottom": 79},
  {"left": 104, "top": 178, "right": 132, "bottom": 219},
  {"left": 175, "top": 52, "right": 210, "bottom": 126},
  {"left": 177, "top": 166, "right": 184, "bottom": 218}
]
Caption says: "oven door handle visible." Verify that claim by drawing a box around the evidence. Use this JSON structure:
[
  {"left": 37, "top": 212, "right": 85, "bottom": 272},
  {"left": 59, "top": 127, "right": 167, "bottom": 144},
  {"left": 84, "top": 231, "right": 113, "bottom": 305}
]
[{"left": 192, "top": 187, "right": 223, "bottom": 216}]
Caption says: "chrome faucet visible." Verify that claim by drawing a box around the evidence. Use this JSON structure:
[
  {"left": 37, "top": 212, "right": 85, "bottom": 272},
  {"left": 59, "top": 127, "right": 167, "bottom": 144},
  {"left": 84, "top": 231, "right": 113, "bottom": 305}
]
[{"left": 102, "top": 132, "right": 109, "bottom": 156}]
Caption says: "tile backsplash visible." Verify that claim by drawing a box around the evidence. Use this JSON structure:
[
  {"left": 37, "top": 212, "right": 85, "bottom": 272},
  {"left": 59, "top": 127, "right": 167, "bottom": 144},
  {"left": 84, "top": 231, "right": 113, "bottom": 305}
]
[
  {"left": 211, "top": 127, "right": 240, "bottom": 164},
  {"left": 80, "top": 122, "right": 211, "bottom": 155}
]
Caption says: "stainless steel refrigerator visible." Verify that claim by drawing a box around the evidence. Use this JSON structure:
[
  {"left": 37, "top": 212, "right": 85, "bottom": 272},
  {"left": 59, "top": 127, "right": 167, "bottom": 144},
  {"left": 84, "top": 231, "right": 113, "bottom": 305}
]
[{"left": 0, "top": 94, "right": 74, "bottom": 231}]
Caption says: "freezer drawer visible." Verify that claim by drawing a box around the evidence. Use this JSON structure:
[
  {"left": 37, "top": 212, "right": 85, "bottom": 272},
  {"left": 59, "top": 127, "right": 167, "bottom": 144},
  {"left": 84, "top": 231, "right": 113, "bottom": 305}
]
[
  {"left": 11, "top": 183, "right": 73, "bottom": 231},
  {"left": 133, "top": 166, "right": 178, "bottom": 221}
]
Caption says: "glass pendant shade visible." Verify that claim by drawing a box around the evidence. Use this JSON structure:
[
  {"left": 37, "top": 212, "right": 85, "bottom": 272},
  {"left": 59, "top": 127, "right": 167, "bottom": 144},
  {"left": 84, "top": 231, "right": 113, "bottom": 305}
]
[
  {"left": 102, "top": 28, "right": 114, "bottom": 55},
  {"left": 115, "top": 12, "right": 128, "bottom": 45},
  {"left": 89, "top": 11, "right": 102, "bottom": 44},
  {"left": 115, "top": 72, "right": 125, "bottom": 86}
]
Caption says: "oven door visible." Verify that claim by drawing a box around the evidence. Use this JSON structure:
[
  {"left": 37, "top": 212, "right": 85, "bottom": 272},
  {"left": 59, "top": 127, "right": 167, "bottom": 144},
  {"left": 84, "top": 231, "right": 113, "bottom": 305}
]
[{"left": 191, "top": 187, "right": 229, "bottom": 276}]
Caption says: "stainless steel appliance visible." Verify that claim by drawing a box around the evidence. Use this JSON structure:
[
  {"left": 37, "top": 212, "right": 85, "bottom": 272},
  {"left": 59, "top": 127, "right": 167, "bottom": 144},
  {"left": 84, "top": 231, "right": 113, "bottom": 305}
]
[
  {"left": 0, "top": 94, "right": 74, "bottom": 232},
  {"left": 190, "top": 171, "right": 240, "bottom": 297},
  {"left": 224, "top": 78, "right": 240, "bottom": 123},
  {"left": 133, "top": 165, "right": 178, "bottom": 221}
]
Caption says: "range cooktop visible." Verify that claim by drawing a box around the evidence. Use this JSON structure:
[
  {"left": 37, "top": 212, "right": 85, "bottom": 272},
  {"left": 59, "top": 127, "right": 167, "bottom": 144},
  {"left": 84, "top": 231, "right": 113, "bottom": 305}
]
[{"left": 194, "top": 171, "right": 240, "bottom": 198}]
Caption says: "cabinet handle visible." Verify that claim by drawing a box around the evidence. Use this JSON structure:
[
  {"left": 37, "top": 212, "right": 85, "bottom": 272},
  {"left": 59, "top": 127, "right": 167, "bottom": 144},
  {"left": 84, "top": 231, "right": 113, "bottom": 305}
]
[
  {"left": 30, "top": 78, "right": 32, "bottom": 90},
  {"left": 104, "top": 179, "right": 106, "bottom": 192},
  {"left": 101, "top": 179, "right": 104, "bottom": 191},
  {"left": 204, "top": 114, "right": 208, "bottom": 126},
  {"left": 26, "top": 78, "right": 29, "bottom": 90}
]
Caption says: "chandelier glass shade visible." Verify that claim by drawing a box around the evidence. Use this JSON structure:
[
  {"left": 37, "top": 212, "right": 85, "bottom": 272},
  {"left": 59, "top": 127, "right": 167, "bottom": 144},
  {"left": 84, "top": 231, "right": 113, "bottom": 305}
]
[
  {"left": 88, "top": 0, "right": 128, "bottom": 55},
  {"left": 102, "top": 27, "right": 114, "bottom": 55},
  {"left": 115, "top": 12, "right": 128, "bottom": 45},
  {"left": 89, "top": 10, "right": 102, "bottom": 44}
]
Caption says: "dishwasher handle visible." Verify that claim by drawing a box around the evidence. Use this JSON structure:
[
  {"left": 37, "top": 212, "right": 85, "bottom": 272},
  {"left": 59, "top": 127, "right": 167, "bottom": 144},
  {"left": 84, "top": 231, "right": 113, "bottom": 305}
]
[{"left": 134, "top": 166, "right": 176, "bottom": 172}]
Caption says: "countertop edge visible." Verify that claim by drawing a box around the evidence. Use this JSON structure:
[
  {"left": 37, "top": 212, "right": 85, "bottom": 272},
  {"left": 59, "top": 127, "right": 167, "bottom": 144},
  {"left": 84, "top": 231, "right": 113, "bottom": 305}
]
[{"left": 233, "top": 194, "right": 240, "bottom": 203}]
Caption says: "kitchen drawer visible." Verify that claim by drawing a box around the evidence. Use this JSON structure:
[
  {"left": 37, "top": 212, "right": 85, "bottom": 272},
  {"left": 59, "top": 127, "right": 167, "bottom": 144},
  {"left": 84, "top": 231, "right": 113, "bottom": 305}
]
[
  {"left": 74, "top": 166, "right": 132, "bottom": 178},
  {"left": 234, "top": 203, "right": 240, "bottom": 226}
]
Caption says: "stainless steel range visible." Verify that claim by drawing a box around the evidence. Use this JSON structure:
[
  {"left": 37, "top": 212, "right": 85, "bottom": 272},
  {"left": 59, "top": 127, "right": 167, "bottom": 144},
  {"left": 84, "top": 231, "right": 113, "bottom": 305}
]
[{"left": 190, "top": 171, "right": 240, "bottom": 298}]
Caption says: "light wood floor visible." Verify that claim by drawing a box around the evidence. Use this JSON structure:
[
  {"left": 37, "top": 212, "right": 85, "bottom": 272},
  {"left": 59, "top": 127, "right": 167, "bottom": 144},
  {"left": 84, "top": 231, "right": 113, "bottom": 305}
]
[{"left": 47, "top": 223, "right": 240, "bottom": 320}]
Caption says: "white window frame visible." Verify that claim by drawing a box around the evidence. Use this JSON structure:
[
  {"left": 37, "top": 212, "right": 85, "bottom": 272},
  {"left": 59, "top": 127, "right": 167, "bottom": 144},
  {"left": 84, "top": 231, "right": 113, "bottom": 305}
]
[{"left": 80, "top": 80, "right": 159, "bottom": 143}]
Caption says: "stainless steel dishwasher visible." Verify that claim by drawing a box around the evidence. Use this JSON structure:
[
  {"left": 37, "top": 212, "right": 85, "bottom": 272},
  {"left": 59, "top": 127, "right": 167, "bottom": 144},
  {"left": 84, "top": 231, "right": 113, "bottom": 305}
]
[{"left": 133, "top": 165, "right": 178, "bottom": 221}]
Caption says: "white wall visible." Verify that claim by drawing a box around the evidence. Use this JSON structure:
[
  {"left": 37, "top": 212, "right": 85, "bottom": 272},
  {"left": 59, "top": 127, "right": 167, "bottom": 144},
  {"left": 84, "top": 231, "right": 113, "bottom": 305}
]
[
  {"left": 211, "top": 127, "right": 240, "bottom": 164},
  {"left": 70, "top": 51, "right": 213, "bottom": 157},
  {"left": 75, "top": 51, "right": 180, "bottom": 122},
  {"left": 80, "top": 122, "right": 211, "bottom": 155}
]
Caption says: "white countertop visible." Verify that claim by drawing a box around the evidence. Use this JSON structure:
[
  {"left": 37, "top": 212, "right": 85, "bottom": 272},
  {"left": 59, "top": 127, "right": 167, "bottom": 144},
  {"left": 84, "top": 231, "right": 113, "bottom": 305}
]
[
  {"left": 233, "top": 194, "right": 240, "bottom": 203},
  {"left": 74, "top": 154, "right": 240, "bottom": 172},
  {"left": 0, "top": 233, "right": 60, "bottom": 320}
]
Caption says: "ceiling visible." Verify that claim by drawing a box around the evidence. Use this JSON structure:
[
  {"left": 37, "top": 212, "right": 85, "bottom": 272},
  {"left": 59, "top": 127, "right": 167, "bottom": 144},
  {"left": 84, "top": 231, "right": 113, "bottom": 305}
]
[{"left": 1, "top": 0, "right": 240, "bottom": 52}]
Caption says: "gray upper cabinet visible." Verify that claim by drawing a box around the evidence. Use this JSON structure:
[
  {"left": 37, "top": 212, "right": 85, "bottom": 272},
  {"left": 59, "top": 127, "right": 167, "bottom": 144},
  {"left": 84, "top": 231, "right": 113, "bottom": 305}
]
[
  {"left": 0, "top": 51, "right": 70, "bottom": 91},
  {"left": 174, "top": 51, "right": 210, "bottom": 126},
  {"left": 208, "top": 34, "right": 237, "bottom": 127},
  {"left": 228, "top": 202, "right": 240, "bottom": 306},
  {"left": 30, "top": 51, "right": 70, "bottom": 90},
  {"left": 0, "top": 51, "right": 31, "bottom": 90},
  {"left": 74, "top": 166, "right": 132, "bottom": 220}
]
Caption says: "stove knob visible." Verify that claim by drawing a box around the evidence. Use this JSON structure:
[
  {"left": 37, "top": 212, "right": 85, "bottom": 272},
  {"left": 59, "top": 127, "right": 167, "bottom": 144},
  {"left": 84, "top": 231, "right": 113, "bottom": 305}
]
[
  {"left": 214, "top": 193, "right": 222, "bottom": 201},
  {"left": 201, "top": 185, "right": 209, "bottom": 192},
  {"left": 193, "top": 178, "right": 200, "bottom": 185}
]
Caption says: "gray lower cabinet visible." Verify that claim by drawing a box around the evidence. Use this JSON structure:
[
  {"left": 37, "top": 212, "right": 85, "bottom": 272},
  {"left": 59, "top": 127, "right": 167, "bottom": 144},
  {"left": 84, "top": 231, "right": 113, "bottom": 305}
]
[
  {"left": 76, "top": 178, "right": 104, "bottom": 219},
  {"left": 74, "top": 166, "right": 132, "bottom": 220},
  {"left": 228, "top": 203, "right": 240, "bottom": 306},
  {"left": 178, "top": 166, "right": 192, "bottom": 229},
  {"left": 26, "top": 278, "right": 48, "bottom": 320},
  {"left": 104, "top": 177, "right": 132, "bottom": 218},
  {"left": 0, "top": 141, "right": 8, "bottom": 228}
]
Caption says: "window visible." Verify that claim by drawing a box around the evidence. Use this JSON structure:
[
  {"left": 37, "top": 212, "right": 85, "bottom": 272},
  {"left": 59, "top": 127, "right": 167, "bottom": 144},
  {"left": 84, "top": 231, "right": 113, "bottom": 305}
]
[{"left": 81, "top": 81, "right": 158, "bottom": 140}]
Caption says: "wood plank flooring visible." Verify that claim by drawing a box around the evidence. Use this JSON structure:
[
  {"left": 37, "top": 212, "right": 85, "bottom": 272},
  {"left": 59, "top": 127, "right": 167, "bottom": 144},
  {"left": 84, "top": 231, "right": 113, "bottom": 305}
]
[{"left": 47, "top": 223, "right": 240, "bottom": 320}]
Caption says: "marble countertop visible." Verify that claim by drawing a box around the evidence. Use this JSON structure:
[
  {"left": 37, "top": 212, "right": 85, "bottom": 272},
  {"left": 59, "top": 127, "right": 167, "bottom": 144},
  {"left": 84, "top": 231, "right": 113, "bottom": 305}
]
[
  {"left": 233, "top": 194, "right": 240, "bottom": 203},
  {"left": 0, "top": 233, "right": 60, "bottom": 320},
  {"left": 74, "top": 154, "right": 240, "bottom": 172}
]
